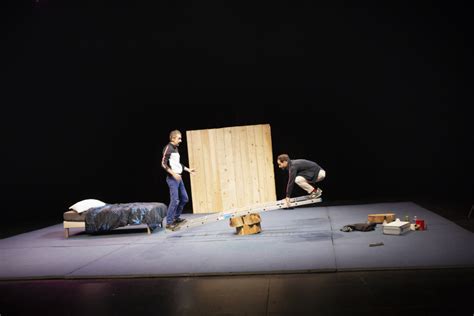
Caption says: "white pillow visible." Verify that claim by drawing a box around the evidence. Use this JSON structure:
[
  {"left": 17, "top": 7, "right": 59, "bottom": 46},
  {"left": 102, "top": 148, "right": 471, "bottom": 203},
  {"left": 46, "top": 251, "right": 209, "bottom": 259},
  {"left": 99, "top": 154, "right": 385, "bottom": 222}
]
[{"left": 69, "top": 199, "right": 106, "bottom": 213}]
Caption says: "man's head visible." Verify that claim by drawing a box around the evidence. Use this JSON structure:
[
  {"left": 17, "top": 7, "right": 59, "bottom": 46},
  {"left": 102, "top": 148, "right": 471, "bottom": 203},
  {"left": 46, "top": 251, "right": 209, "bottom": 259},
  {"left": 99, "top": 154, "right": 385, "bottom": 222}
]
[
  {"left": 169, "top": 130, "right": 182, "bottom": 146},
  {"left": 277, "top": 154, "right": 290, "bottom": 170}
]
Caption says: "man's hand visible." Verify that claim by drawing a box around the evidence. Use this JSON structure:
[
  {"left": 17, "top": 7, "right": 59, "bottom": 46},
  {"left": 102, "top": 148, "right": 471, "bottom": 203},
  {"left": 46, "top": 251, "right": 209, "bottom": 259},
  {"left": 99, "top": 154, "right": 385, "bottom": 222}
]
[
  {"left": 173, "top": 173, "right": 182, "bottom": 181},
  {"left": 188, "top": 168, "right": 196, "bottom": 175}
]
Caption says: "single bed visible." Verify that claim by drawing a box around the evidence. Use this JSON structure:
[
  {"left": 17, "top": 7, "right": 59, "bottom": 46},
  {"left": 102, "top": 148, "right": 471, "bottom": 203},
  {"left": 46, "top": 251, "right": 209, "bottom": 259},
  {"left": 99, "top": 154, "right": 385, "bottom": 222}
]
[{"left": 63, "top": 202, "right": 167, "bottom": 238}]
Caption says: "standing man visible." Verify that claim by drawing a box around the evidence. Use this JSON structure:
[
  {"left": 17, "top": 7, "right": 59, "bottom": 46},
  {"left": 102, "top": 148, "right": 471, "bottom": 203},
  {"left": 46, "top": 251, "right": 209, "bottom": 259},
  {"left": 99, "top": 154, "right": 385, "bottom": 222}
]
[
  {"left": 162, "top": 130, "right": 195, "bottom": 230},
  {"left": 277, "top": 154, "right": 326, "bottom": 208}
]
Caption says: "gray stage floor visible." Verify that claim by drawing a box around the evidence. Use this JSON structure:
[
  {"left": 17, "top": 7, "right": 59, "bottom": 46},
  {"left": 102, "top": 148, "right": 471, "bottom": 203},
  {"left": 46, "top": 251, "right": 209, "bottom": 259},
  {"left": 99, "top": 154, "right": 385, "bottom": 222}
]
[{"left": 1, "top": 202, "right": 473, "bottom": 279}]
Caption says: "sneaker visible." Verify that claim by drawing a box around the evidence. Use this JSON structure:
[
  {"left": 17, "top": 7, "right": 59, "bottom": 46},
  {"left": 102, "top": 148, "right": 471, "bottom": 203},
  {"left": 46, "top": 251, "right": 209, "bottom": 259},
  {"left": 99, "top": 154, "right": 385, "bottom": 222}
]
[
  {"left": 165, "top": 223, "right": 178, "bottom": 231},
  {"left": 173, "top": 218, "right": 187, "bottom": 224},
  {"left": 309, "top": 188, "right": 322, "bottom": 199}
]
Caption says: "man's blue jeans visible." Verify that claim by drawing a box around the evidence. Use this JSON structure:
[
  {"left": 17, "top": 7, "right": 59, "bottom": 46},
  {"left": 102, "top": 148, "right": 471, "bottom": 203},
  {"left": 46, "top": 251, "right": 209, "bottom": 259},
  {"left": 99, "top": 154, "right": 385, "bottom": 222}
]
[{"left": 166, "top": 176, "right": 189, "bottom": 225}]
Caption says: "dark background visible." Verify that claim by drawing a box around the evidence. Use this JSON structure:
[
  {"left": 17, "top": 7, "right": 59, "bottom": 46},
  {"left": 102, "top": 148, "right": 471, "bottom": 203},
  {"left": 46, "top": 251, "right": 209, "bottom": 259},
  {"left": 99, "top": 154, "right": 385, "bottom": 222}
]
[{"left": 2, "top": 2, "right": 472, "bottom": 227}]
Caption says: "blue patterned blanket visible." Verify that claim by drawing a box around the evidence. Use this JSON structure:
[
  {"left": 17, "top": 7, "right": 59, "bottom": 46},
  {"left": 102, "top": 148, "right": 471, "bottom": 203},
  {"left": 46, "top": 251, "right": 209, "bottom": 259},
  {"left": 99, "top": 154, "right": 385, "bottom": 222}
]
[{"left": 85, "top": 202, "right": 167, "bottom": 233}]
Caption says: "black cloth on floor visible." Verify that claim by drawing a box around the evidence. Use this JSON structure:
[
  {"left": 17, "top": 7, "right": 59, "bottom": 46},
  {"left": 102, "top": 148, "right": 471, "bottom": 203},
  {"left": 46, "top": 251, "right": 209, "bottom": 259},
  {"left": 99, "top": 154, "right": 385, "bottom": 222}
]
[{"left": 340, "top": 223, "right": 377, "bottom": 232}]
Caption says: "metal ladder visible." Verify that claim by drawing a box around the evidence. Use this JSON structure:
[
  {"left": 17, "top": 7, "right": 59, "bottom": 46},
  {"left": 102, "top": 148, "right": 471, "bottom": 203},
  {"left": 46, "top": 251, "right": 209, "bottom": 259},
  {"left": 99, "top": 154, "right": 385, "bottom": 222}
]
[{"left": 173, "top": 195, "right": 322, "bottom": 231}]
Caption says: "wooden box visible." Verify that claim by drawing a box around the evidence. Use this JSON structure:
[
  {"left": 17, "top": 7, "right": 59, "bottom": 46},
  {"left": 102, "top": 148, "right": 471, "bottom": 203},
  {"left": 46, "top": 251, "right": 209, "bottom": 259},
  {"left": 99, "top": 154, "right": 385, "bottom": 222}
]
[{"left": 368, "top": 213, "right": 396, "bottom": 224}]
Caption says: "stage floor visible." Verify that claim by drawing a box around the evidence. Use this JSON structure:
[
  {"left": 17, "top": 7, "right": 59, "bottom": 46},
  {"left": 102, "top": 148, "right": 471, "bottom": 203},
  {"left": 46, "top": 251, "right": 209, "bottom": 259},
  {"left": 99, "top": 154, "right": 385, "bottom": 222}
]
[{"left": 1, "top": 202, "right": 473, "bottom": 280}]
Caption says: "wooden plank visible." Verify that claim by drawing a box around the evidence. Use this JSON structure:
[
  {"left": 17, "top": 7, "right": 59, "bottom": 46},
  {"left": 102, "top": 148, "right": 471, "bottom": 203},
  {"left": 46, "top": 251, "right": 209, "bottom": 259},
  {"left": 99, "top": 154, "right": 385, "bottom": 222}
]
[
  {"left": 245, "top": 126, "right": 260, "bottom": 204},
  {"left": 237, "top": 126, "right": 252, "bottom": 209},
  {"left": 197, "top": 130, "right": 209, "bottom": 213},
  {"left": 186, "top": 130, "right": 198, "bottom": 213},
  {"left": 63, "top": 221, "right": 86, "bottom": 228},
  {"left": 191, "top": 130, "right": 207, "bottom": 213},
  {"left": 215, "top": 128, "right": 231, "bottom": 211},
  {"left": 223, "top": 127, "right": 237, "bottom": 210},
  {"left": 200, "top": 129, "right": 214, "bottom": 212},
  {"left": 207, "top": 128, "right": 222, "bottom": 212},
  {"left": 262, "top": 124, "right": 277, "bottom": 202},
  {"left": 231, "top": 126, "right": 245, "bottom": 208},
  {"left": 254, "top": 125, "right": 267, "bottom": 202}
]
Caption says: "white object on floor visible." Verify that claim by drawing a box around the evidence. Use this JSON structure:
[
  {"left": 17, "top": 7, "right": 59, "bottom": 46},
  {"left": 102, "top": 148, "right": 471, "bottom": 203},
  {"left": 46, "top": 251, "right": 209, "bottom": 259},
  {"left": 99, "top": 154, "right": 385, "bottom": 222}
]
[{"left": 382, "top": 218, "right": 411, "bottom": 235}]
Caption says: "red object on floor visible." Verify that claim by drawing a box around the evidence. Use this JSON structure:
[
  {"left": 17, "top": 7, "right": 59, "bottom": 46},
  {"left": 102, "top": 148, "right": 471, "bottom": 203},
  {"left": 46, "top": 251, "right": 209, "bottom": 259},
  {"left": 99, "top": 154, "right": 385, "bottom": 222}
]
[{"left": 416, "top": 219, "right": 425, "bottom": 230}]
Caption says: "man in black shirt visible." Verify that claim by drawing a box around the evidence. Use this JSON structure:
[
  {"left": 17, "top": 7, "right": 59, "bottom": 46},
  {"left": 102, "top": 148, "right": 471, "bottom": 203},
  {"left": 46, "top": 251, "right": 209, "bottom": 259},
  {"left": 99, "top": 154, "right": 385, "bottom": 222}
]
[{"left": 277, "top": 154, "right": 326, "bottom": 207}]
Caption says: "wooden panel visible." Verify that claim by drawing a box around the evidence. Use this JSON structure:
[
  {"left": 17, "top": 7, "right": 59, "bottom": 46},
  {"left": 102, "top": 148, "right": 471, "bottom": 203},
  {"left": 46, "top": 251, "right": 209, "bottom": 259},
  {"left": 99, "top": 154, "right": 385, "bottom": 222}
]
[{"left": 187, "top": 124, "right": 276, "bottom": 213}]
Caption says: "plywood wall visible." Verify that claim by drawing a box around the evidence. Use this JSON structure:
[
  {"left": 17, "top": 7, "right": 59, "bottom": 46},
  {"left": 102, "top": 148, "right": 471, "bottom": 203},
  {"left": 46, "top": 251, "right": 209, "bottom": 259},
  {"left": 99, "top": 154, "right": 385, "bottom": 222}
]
[{"left": 186, "top": 124, "right": 276, "bottom": 213}]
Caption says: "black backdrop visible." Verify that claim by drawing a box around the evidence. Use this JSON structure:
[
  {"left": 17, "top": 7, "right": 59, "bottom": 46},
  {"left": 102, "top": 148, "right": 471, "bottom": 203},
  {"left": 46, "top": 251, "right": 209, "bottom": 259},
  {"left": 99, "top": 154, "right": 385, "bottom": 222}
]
[{"left": 2, "top": 2, "right": 472, "bottom": 223}]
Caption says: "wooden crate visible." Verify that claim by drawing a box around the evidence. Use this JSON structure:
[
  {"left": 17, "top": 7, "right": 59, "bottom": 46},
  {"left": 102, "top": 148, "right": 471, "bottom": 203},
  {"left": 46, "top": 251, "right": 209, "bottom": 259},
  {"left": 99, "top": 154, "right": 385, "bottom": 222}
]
[{"left": 187, "top": 124, "right": 276, "bottom": 213}]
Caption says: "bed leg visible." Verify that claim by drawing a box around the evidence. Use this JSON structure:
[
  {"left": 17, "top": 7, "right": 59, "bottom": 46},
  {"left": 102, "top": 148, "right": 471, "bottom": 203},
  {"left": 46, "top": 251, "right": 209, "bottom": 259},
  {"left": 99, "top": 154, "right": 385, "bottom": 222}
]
[{"left": 64, "top": 228, "right": 69, "bottom": 239}]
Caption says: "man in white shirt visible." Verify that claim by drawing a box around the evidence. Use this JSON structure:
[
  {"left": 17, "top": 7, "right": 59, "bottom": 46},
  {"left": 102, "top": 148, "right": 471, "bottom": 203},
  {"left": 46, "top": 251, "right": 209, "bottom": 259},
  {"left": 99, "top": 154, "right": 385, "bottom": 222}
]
[{"left": 161, "top": 130, "right": 195, "bottom": 229}]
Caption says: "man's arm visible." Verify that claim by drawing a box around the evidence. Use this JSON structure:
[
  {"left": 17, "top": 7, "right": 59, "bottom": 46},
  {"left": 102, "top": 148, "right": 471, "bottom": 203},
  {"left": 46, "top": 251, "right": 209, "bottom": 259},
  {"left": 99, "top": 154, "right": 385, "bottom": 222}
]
[
  {"left": 161, "top": 145, "right": 171, "bottom": 171},
  {"left": 286, "top": 165, "right": 297, "bottom": 198},
  {"left": 283, "top": 165, "right": 298, "bottom": 208},
  {"left": 184, "top": 166, "right": 196, "bottom": 175}
]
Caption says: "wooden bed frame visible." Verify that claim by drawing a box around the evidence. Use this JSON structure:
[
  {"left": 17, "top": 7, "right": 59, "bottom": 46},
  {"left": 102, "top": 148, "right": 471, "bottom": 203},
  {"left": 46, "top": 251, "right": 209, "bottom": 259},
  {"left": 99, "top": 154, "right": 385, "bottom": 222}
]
[{"left": 63, "top": 221, "right": 153, "bottom": 238}]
